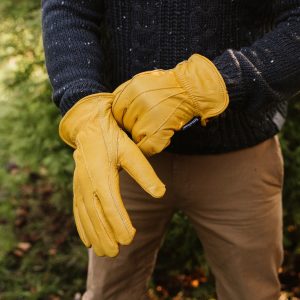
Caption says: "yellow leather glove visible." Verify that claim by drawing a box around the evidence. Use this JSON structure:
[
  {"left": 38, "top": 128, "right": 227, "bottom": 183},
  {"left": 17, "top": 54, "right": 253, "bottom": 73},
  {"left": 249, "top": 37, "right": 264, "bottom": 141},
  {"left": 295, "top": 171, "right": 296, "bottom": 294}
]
[
  {"left": 112, "top": 54, "right": 229, "bottom": 156},
  {"left": 59, "top": 93, "right": 165, "bottom": 257}
]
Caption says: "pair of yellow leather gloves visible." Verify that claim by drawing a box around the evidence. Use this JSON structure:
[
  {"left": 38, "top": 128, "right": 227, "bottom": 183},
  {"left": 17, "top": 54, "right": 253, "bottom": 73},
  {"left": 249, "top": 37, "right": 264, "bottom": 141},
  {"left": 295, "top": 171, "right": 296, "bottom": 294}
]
[{"left": 59, "top": 54, "right": 229, "bottom": 257}]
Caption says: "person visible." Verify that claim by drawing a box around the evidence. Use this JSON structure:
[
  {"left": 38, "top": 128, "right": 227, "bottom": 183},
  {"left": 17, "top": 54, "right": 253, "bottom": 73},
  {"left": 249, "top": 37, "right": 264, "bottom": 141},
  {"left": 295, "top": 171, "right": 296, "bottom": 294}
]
[{"left": 41, "top": 1, "right": 300, "bottom": 299}]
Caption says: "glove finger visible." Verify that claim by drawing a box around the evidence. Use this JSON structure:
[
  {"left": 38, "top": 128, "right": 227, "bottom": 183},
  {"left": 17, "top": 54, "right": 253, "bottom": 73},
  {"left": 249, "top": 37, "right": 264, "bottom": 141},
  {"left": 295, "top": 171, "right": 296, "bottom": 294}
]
[
  {"left": 122, "top": 88, "right": 185, "bottom": 134},
  {"left": 73, "top": 202, "right": 90, "bottom": 247},
  {"left": 93, "top": 168, "right": 136, "bottom": 246},
  {"left": 76, "top": 194, "right": 106, "bottom": 256},
  {"left": 112, "top": 70, "right": 171, "bottom": 129},
  {"left": 119, "top": 133, "right": 166, "bottom": 198},
  {"left": 75, "top": 127, "right": 137, "bottom": 246},
  {"left": 113, "top": 79, "right": 130, "bottom": 98},
  {"left": 77, "top": 189, "right": 121, "bottom": 257},
  {"left": 137, "top": 130, "right": 174, "bottom": 157},
  {"left": 73, "top": 169, "right": 91, "bottom": 247},
  {"left": 74, "top": 149, "right": 120, "bottom": 256}
]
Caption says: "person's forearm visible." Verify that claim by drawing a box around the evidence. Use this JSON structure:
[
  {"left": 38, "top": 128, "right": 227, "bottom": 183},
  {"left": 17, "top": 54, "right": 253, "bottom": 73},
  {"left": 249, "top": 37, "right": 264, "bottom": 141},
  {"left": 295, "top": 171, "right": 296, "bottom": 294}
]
[
  {"left": 42, "top": 0, "right": 108, "bottom": 115},
  {"left": 213, "top": 1, "right": 300, "bottom": 113}
]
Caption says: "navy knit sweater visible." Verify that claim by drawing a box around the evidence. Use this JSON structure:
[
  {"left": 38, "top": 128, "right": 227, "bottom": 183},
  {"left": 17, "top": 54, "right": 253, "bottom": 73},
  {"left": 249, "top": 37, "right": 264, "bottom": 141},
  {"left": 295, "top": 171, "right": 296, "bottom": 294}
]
[{"left": 42, "top": 0, "right": 300, "bottom": 154}]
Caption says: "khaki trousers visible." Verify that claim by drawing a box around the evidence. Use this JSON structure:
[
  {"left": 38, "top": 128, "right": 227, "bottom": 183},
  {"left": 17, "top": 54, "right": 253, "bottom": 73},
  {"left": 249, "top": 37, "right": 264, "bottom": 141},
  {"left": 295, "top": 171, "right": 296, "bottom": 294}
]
[{"left": 82, "top": 136, "right": 284, "bottom": 300}]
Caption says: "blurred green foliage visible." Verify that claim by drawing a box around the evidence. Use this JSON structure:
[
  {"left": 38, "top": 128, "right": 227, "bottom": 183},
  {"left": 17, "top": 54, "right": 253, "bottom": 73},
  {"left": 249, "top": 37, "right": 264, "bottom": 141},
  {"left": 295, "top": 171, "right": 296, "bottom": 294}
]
[{"left": 0, "top": 0, "right": 299, "bottom": 299}]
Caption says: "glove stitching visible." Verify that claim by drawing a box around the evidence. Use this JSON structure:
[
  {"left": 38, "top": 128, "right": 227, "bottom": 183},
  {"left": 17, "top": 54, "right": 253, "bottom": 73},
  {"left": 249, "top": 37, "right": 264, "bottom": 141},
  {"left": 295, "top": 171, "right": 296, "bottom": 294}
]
[
  {"left": 174, "top": 70, "right": 203, "bottom": 118},
  {"left": 132, "top": 69, "right": 164, "bottom": 79},
  {"left": 129, "top": 86, "right": 183, "bottom": 106},
  {"left": 132, "top": 90, "right": 186, "bottom": 139},
  {"left": 74, "top": 160, "right": 106, "bottom": 255},
  {"left": 112, "top": 80, "right": 133, "bottom": 127},
  {"left": 137, "top": 97, "right": 188, "bottom": 154},
  {"left": 74, "top": 200, "right": 90, "bottom": 247},
  {"left": 121, "top": 86, "right": 183, "bottom": 129},
  {"left": 74, "top": 98, "right": 119, "bottom": 247},
  {"left": 80, "top": 193, "right": 105, "bottom": 255},
  {"left": 77, "top": 134, "right": 116, "bottom": 246},
  {"left": 73, "top": 164, "right": 90, "bottom": 247},
  {"left": 97, "top": 100, "right": 134, "bottom": 241},
  {"left": 92, "top": 194, "right": 117, "bottom": 250}
]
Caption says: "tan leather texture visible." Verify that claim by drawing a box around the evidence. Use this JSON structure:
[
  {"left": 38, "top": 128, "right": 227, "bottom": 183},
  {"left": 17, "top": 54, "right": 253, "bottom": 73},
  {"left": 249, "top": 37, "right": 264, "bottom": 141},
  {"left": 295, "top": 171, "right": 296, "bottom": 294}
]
[
  {"left": 112, "top": 54, "right": 229, "bottom": 156},
  {"left": 59, "top": 93, "right": 165, "bottom": 257}
]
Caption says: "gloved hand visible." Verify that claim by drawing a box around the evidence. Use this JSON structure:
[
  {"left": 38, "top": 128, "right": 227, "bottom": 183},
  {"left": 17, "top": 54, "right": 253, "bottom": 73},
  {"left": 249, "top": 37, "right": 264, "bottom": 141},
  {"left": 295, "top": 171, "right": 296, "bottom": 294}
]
[
  {"left": 112, "top": 54, "right": 229, "bottom": 156},
  {"left": 59, "top": 93, "right": 165, "bottom": 257}
]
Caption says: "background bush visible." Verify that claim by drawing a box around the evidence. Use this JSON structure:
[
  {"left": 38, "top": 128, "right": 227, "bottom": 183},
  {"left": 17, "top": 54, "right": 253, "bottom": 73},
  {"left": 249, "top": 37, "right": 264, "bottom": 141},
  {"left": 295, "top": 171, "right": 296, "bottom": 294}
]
[{"left": 0, "top": 1, "right": 299, "bottom": 299}]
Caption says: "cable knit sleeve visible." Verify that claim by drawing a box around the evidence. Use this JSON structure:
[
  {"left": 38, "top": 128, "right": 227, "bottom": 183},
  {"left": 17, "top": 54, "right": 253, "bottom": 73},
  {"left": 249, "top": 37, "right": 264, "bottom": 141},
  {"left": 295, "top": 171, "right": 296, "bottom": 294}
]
[
  {"left": 213, "top": 1, "right": 300, "bottom": 113},
  {"left": 42, "top": 0, "right": 108, "bottom": 115}
]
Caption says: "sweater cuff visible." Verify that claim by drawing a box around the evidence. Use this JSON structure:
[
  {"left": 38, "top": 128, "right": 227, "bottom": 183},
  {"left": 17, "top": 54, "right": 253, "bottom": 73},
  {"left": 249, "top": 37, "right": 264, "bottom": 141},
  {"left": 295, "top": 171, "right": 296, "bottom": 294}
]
[
  {"left": 213, "top": 53, "right": 245, "bottom": 106},
  {"left": 56, "top": 80, "right": 108, "bottom": 116}
]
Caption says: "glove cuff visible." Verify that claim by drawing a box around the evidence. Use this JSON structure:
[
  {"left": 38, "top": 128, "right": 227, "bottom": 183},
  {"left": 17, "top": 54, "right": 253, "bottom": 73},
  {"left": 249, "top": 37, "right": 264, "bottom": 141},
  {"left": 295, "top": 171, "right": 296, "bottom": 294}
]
[{"left": 174, "top": 54, "right": 229, "bottom": 125}]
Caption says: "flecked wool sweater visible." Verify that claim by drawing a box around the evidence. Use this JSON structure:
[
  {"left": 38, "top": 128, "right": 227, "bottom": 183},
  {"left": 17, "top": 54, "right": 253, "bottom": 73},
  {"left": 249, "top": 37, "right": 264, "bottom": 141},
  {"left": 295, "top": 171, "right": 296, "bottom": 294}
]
[{"left": 42, "top": 0, "right": 300, "bottom": 154}]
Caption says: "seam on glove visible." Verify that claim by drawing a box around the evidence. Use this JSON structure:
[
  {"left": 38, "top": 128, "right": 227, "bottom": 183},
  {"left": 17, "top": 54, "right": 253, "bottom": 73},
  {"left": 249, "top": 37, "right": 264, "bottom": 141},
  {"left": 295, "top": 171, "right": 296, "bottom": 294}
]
[
  {"left": 173, "top": 70, "right": 202, "bottom": 118},
  {"left": 97, "top": 100, "right": 134, "bottom": 241},
  {"left": 92, "top": 194, "right": 117, "bottom": 249},
  {"left": 133, "top": 90, "right": 187, "bottom": 139},
  {"left": 74, "top": 202, "right": 90, "bottom": 247},
  {"left": 76, "top": 137, "right": 116, "bottom": 246}
]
